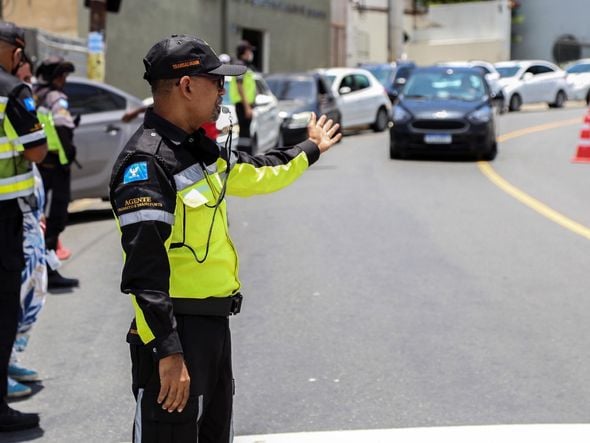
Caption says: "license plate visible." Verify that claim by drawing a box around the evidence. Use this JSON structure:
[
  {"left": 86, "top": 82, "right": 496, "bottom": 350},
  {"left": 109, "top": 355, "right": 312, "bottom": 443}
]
[{"left": 424, "top": 134, "right": 452, "bottom": 144}]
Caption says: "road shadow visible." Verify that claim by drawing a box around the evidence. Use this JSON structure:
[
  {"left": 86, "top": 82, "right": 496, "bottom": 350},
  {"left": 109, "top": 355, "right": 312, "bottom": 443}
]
[
  {"left": 0, "top": 427, "right": 45, "bottom": 442},
  {"left": 67, "top": 208, "right": 113, "bottom": 225}
]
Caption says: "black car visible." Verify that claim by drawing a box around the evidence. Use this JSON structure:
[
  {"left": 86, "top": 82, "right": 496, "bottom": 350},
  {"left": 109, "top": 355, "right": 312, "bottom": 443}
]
[
  {"left": 359, "top": 61, "right": 416, "bottom": 103},
  {"left": 265, "top": 72, "right": 341, "bottom": 146},
  {"left": 389, "top": 66, "right": 498, "bottom": 160}
]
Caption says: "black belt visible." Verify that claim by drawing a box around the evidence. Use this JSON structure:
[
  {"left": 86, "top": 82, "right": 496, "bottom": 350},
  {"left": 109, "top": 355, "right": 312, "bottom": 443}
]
[{"left": 171, "top": 294, "right": 243, "bottom": 317}]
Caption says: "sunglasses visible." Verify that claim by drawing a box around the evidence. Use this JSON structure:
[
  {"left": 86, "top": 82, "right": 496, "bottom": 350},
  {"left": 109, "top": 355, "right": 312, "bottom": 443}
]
[{"left": 197, "top": 74, "right": 225, "bottom": 90}]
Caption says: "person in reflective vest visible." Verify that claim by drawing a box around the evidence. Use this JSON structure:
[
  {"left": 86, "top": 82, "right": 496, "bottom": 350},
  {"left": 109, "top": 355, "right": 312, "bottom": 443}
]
[
  {"left": 0, "top": 20, "right": 47, "bottom": 433},
  {"left": 110, "top": 34, "right": 341, "bottom": 442},
  {"left": 33, "top": 56, "right": 78, "bottom": 290},
  {"left": 228, "top": 40, "right": 257, "bottom": 153}
]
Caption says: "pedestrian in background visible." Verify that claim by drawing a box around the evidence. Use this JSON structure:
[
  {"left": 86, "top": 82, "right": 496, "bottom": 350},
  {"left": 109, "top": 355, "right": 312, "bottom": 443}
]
[
  {"left": 228, "top": 40, "right": 257, "bottom": 153},
  {"left": 110, "top": 34, "right": 341, "bottom": 442},
  {"left": 34, "top": 56, "right": 79, "bottom": 290},
  {"left": 0, "top": 20, "right": 47, "bottom": 433},
  {"left": 5, "top": 54, "right": 48, "bottom": 400}
]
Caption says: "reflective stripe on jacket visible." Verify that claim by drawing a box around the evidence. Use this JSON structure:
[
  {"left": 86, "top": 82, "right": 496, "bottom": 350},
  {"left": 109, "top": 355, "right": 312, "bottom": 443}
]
[{"left": 0, "top": 102, "right": 33, "bottom": 200}]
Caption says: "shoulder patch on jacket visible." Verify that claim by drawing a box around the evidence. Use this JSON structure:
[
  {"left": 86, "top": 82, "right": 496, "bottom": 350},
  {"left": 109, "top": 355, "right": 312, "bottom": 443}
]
[
  {"left": 123, "top": 162, "right": 148, "bottom": 184},
  {"left": 22, "top": 97, "right": 36, "bottom": 112}
]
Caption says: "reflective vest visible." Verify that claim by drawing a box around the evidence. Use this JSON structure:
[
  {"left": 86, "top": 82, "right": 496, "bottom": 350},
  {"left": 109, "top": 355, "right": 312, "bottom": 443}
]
[
  {"left": 167, "top": 160, "right": 240, "bottom": 299},
  {"left": 0, "top": 96, "right": 34, "bottom": 201},
  {"left": 228, "top": 69, "right": 256, "bottom": 105},
  {"left": 37, "top": 107, "right": 68, "bottom": 165}
]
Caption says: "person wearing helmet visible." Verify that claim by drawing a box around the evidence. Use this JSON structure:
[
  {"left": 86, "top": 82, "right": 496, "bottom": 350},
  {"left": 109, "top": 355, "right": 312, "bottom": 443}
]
[{"left": 34, "top": 56, "right": 79, "bottom": 290}]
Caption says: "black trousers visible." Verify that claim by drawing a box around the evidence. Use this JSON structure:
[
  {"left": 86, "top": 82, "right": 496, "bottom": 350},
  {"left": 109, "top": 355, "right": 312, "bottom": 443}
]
[
  {"left": 39, "top": 162, "right": 71, "bottom": 251},
  {"left": 235, "top": 103, "right": 253, "bottom": 154},
  {"left": 0, "top": 204, "right": 24, "bottom": 407},
  {"left": 131, "top": 315, "right": 233, "bottom": 443}
]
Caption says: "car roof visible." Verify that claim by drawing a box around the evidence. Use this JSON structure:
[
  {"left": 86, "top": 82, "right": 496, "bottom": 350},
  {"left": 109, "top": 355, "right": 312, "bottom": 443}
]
[
  {"left": 266, "top": 72, "right": 318, "bottom": 80},
  {"left": 67, "top": 75, "right": 142, "bottom": 103},
  {"left": 412, "top": 66, "right": 485, "bottom": 75}
]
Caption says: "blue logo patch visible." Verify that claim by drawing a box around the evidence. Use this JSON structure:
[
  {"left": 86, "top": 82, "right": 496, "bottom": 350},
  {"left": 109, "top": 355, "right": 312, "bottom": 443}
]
[
  {"left": 123, "top": 162, "right": 148, "bottom": 184},
  {"left": 57, "top": 98, "right": 69, "bottom": 109},
  {"left": 23, "top": 97, "right": 36, "bottom": 112}
]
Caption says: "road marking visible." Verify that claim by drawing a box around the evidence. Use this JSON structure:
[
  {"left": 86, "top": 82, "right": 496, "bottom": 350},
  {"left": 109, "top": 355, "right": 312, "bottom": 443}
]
[{"left": 479, "top": 117, "right": 590, "bottom": 241}]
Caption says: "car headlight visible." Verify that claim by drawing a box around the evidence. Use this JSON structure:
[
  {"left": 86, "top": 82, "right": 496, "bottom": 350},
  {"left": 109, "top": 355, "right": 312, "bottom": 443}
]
[
  {"left": 286, "top": 111, "right": 312, "bottom": 129},
  {"left": 467, "top": 106, "right": 492, "bottom": 123},
  {"left": 278, "top": 111, "right": 289, "bottom": 120},
  {"left": 392, "top": 106, "right": 411, "bottom": 123}
]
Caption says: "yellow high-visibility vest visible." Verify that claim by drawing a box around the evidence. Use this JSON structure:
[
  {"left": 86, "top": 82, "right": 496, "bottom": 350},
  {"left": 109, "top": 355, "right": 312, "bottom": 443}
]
[
  {"left": 37, "top": 107, "right": 68, "bottom": 165},
  {"left": 0, "top": 96, "right": 33, "bottom": 201}
]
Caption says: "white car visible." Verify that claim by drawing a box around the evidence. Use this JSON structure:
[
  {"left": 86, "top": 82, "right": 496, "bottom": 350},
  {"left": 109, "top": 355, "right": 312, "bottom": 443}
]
[
  {"left": 565, "top": 59, "right": 590, "bottom": 104},
  {"left": 494, "top": 60, "right": 569, "bottom": 112},
  {"left": 320, "top": 67, "right": 392, "bottom": 131}
]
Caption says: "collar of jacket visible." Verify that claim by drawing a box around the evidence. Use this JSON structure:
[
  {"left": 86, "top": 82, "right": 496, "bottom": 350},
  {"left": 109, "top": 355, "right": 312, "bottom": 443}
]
[{"left": 144, "top": 107, "right": 222, "bottom": 164}]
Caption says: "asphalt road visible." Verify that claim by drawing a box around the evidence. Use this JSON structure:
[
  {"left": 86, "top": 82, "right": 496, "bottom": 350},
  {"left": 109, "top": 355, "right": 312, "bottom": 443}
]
[{"left": 6, "top": 104, "right": 590, "bottom": 442}]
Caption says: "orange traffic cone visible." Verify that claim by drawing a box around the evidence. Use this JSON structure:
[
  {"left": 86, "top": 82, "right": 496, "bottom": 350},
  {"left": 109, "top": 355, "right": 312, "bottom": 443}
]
[{"left": 572, "top": 111, "right": 590, "bottom": 163}]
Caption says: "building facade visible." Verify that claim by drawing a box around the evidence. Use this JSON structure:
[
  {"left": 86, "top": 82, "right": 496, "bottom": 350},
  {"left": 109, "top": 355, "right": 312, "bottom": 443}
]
[
  {"left": 77, "top": 0, "right": 332, "bottom": 98},
  {"left": 511, "top": 0, "right": 590, "bottom": 65}
]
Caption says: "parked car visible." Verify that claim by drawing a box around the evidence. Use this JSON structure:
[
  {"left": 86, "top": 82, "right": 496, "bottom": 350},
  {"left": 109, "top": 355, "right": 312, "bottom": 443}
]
[
  {"left": 437, "top": 60, "right": 504, "bottom": 111},
  {"left": 565, "top": 59, "right": 590, "bottom": 104},
  {"left": 494, "top": 60, "right": 568, "bottom": 112},
  {"left": 358, "top": 61, "right": 417, "bottom": 103},
  {"left": 265, "top": 72, "right": 341, "bottom": 146},
  {"left": 389, "top": 66, "right": 498, "bottom": 160},
  {"left": 222, "top": 72, "right": 281, "bottom": 154},
  {"left": 320, "top": 67, "right": 392, "bottom": 131},
  {"left": 64, "top": 76, "right": 144, "bottom": 201}
]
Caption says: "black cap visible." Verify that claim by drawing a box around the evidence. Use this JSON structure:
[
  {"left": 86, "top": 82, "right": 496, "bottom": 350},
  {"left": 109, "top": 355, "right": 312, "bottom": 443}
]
[
  {"left": 0, "top": 21, "right": 25, "bottom": 48},
  {"left": 35, "top": 56, "right": 75, "bottom": 82},
  {"left": 143, "top": 34, "right": 247, "bottom": 84},
  {"left": 236, "top": 40, "right": 256, "bottom": 57}
]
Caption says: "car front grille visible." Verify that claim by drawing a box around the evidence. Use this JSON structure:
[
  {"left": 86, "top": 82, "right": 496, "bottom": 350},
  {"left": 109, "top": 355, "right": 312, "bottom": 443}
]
[{"left": 411, "top": 120, "right": 467, "bottom": 131}]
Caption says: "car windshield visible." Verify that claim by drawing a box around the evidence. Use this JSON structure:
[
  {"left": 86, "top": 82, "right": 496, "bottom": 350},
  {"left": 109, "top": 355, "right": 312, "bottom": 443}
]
[
  {"left": 496, "top": 66, "right": 521, "bottom": 78},
  {"left": 363, "top": 66, "right": 394, "bottom": 87},
  {"left": 403, "top": 70, "right": 486, "bottom": 101},
  {"left": 566, "top": 63, "right": 590, "bottom": 74},
  {"left": 266, "top": 78, "right": 315, "bottom": 103},
  {"left": 222, "top": 80, "right": 231, "bottom": 105}
]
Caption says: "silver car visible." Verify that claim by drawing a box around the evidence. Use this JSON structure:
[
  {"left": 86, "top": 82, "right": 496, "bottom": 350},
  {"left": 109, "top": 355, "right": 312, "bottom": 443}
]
[{"left": 63, "top": 76, "right": 144, "bottom": 200}]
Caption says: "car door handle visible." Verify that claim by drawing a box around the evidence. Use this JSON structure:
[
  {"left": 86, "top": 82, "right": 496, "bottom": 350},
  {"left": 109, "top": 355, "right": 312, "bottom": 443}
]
[{"left": 106, "top": 124, "right": 121, "bottom": 134}]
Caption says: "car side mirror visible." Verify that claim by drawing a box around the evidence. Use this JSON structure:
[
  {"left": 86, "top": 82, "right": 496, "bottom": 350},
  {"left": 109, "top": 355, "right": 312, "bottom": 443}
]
[
  {"left": 522, "top": 72, "right": 534, "bottom": 81},
  {"left": 339, "top": 86, "right": 352, "bottom": 95}
]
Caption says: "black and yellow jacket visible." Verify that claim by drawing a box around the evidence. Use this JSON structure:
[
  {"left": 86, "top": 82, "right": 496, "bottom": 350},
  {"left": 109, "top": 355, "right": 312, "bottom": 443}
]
[{"left": 109, "top": 108, "right": 320, "bottom": 359}]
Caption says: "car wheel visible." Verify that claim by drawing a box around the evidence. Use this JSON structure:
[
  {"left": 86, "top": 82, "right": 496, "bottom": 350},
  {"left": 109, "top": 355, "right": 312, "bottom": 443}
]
[
  {"left": 586, "top": 90, "right": 590, "bottom": 106},
  {"left": 372, "top": 107, "right": 389, "bottom": 132},
  {"left": 508, "top": 94, "right": 522, "bottom": 112},
  {"left": 480, "top": 142, "right": 497, "bottom": 161},
  {"left": 549, "top": 90, "right": 566, "bottom": 108}
]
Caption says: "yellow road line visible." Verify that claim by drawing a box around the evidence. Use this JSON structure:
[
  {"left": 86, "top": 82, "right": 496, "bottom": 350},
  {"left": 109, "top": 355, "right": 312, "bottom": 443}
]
[{"left": 478, "top": 116, "right": 590, "bottom": 240}]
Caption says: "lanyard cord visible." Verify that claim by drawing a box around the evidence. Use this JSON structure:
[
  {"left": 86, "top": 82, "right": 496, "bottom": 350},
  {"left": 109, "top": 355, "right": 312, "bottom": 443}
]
[{"left": 170, "top": 119, "right": 233, "bottom": 264}]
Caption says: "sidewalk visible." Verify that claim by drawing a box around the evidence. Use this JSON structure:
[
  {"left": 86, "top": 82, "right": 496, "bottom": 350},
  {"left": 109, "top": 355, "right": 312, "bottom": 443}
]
[{"left": 234, "top": 424, "right": 590, "bottom": 443}]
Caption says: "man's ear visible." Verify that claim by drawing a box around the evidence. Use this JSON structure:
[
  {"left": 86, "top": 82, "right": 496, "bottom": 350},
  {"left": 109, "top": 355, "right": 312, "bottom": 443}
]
[{"left": 178, "top": 76, "right": 192, "bottom": 98}]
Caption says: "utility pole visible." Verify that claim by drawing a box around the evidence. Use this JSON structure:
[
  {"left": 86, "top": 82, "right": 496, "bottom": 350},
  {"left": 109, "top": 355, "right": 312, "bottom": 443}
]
[
  {"left": 89, "top": 0, "right": 107, "bottom": 34},
  {"left": 87, "top": 0, "right": 107, "bottom": 82},
  {"left": 221, "top": 0, "right": 229, "bottom": 54},
  {"left": 353, "top": 0, "right": 404, "bottom": 62}
]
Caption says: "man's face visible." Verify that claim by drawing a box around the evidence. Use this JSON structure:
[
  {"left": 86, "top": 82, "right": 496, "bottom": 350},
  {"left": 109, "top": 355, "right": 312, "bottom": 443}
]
[{"left": 191, "top": 75, "right": 225, "bottom": 123}]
